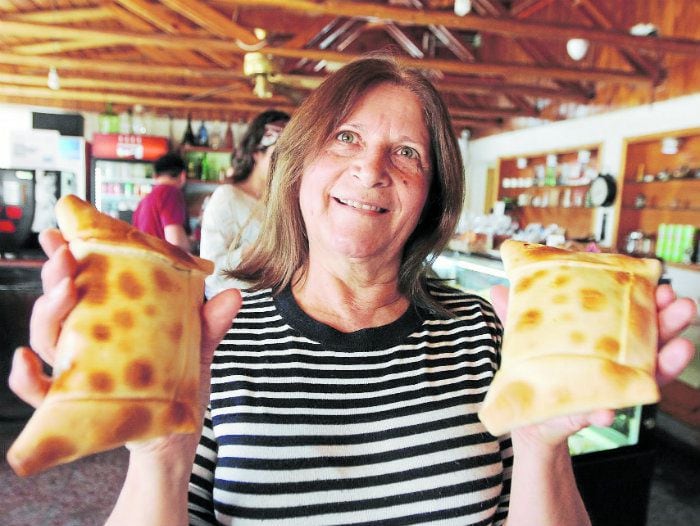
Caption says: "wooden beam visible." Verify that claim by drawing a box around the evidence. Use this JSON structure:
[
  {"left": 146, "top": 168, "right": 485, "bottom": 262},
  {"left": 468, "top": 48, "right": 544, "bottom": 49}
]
[
  {"left": 573, "top": 0, "right": 664, "bottom": 84},
  {"left": 112, "top": 0, "right": 236, "bottom": 68},
  {"left": 8, "top": 6, "right": 115, "bottom": 24},
  {"left": 0, "top": 72, "right": 283, "bottom": 104},
  {"left": 436, "top": 79, "right": 592, "bottom": 103},
  {"left": 0, "top": 20, "right": 655, "bottom": 85},
  {"left": 0, "top": 52, "right": 241, "bottom": 80},
  {"left": 218, "top": 0, "right": 700, "bottom": 57},
  {"left": 449, "top": 105, "right": 541, "bottom": 120},
  {"left": 12, "top": 39, "right": 126, "bottom": 55},
  {"left": 0, "top": 85, "right": 296, "bottom": 114},
  {"left": 159, "top": 0, "right": 258, "bottom": 45}
]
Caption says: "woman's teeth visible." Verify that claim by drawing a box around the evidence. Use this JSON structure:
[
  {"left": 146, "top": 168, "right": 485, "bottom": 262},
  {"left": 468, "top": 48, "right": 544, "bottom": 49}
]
[{"left": 337, "top": 198, "right": 386, "bottom": 212}]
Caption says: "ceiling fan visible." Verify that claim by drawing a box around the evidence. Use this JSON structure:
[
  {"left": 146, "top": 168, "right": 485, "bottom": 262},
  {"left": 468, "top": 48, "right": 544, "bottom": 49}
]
[{"left": 242, "top": 52, "right": 326, "bottom": 99}]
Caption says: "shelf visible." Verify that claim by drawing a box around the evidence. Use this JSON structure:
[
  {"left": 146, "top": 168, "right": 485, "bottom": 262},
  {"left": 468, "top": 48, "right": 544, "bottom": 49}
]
[
  {"left": 622, "top": 206, "right": 700, "bottom": 212},
  {"left": 181, "top": 146, "right": 233, "bottom": 154},
  {"left": 623, "top": 178, "right": 700, "bottom": 186}
]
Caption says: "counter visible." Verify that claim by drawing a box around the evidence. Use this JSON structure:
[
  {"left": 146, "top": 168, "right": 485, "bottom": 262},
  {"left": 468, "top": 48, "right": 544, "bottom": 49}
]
[{"left": 0, "top": 262, "right": 43, "bottom": 419}]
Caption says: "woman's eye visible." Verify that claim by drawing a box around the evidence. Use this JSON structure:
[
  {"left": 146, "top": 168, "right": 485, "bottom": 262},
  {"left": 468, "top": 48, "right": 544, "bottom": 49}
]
[
  {"left": 337, "top": 131, "right": 355, "bottom": 143},
  {"left": 398, "top": 146, "right": 418, "bottom": 159}
]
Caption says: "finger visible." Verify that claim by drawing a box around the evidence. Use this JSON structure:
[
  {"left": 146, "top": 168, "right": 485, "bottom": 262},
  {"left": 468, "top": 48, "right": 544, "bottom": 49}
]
[
  {"left": 8, "top": 347, "right": 52, "bottom": 408},
  {"left": 656, "top": 337, "right": 696, "bottom": 387},
  {"left": 489, "top": 285, "right": 509, "bottom": 323},
  {"left": 40, "top": 243, "right": 78, "bottom": 292},
  {"left": 658, "top": 297, "right": 697, "bottom": 346},
  {"left": 655, "top": 284, "right": 676, "bottom": 311},
  {"left": 29, "top": 277, "right": 77, "bottom": 363},
  {"left": 38, "top": 228, "right": 67, "bottom": 256},
  {"left": 201, "top": 288, "right": 243, "bottom": 361}
]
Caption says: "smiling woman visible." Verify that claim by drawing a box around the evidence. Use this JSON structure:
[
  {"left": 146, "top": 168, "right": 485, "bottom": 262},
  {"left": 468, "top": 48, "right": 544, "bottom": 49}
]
[{"left": 8, "top": 54, "right": 697, "bottom": 526}]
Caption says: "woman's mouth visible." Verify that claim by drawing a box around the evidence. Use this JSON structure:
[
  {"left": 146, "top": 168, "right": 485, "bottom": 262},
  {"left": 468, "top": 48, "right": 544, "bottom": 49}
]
[{"left": 334, "top": 197, "right": 388, "bottom": 213}]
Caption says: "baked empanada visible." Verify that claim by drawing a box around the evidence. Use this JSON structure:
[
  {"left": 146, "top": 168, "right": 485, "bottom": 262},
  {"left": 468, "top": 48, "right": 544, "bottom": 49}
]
[
  {"left": 478, "top": 240, "right": 661, "bottom": 436},
  {"left": 7, "top": 195, "right": 213, "bottom": 476}
]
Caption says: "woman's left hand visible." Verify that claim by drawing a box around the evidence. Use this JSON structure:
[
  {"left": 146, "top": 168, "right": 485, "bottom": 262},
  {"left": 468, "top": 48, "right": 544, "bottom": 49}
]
[{"left": 490, "top": 283, "right": 697, "bottom": 447}]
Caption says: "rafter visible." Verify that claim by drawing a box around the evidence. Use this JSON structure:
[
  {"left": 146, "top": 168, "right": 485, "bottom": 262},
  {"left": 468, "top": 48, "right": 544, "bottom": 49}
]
[
  {"left": 158, "top": 0, "right": 258, "bottom": 45},
  {"left": 8, "top": 6, "right": 114, "bottom": 24},
  {"left": 0, "top": 84, "right": 296, "bottom": 115},
  {"left": 0, "top": 21, "right": 656, "bottom": 86},
  {"left": 218, "top": 0, "right": 700, "bottom": 57},
  {"left": 112, "top": 0, "right": 237, "bottom": 68},
  {"left": 0, "top": 72, "right": 278, "bottom": 104}
]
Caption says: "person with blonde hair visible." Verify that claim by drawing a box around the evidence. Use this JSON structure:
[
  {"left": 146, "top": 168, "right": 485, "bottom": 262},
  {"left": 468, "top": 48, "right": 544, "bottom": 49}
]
[{"left": 12, "top": 55, "right": 696, "bottom": 526}]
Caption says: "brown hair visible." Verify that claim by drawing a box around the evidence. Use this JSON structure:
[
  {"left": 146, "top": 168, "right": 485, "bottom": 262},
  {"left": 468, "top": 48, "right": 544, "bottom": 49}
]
[{"left": 230, "top": 54, "right": 465, "bottom": 314}]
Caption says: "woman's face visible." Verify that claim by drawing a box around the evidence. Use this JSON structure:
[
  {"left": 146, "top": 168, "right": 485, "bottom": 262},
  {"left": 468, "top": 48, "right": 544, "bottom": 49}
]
[{"left": 299, "top": 83, "right": 432, "bottom": 266}]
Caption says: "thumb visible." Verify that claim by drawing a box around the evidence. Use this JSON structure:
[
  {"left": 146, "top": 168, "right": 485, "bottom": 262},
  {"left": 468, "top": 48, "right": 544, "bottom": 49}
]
[
  {"left": 490, "top": 285, "right": 509, "bottom": 323},
  {"left": 201, "top": 289, "right": 242, "bottom": 359}
]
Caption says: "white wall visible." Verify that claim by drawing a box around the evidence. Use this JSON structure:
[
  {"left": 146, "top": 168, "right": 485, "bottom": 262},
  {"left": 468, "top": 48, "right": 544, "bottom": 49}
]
[{"left": 466, "top": 92, "right": 700, "bottom": 244}]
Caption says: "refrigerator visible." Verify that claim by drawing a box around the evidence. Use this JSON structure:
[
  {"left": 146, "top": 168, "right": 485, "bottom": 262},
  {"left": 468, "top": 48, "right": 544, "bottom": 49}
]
[
  {"left": 90, "top": 133, "right": 170, "bottom": 223},
  {"left": 433, "top": 250, "right": 660, "bottom": 526},
  {"left": 0, "top": 130, "right": 89, "bottom": 254}
]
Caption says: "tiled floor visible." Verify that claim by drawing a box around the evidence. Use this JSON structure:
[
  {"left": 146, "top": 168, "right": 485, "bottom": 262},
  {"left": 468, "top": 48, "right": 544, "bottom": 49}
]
[{"left": 1, "top": 418, "right": 698, "bottom": 526}]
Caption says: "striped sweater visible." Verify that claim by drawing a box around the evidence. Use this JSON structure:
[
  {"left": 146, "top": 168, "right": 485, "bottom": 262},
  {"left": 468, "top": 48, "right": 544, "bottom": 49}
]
[{"left": 188, "top": 284, "right": 512, "bottom": 525}]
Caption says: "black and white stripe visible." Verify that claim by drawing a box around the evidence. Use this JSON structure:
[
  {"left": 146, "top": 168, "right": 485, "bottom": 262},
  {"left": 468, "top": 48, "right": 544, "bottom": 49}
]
[{"left": 189, "top": 284, "right": 512, "bottom": 525}]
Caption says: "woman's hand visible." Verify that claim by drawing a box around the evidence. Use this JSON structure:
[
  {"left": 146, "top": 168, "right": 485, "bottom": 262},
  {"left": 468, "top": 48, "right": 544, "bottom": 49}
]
[{"left": 490, "top": 283, "right": 697, "bottom": 446}]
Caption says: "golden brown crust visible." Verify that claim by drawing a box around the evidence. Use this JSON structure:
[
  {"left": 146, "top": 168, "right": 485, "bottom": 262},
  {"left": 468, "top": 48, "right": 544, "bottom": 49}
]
[
  {"left": 7, "top": 195, "right": 211, "bottom": 476},
  {"left": 55, "top": 194, "right": 213, "bottom": 274},
  {"left": 478, "top": 240, "right": 662, "bottom": 436}
]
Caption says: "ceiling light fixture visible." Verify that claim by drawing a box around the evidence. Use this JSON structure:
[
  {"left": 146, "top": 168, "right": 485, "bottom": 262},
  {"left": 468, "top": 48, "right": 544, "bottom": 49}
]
[
  {"left": 454, "top": 0, "right": 472, "bottom": 17},
  {"left": 47, "top": 66, "right": 60, "bottom": 90},
  {"left": 566, "top": 38, "right": 589, "bottom": 61}
]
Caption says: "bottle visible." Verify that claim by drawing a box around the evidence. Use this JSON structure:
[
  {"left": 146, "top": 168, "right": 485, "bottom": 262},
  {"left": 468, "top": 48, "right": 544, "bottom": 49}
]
[
  {"left": 119, "top": 108, "right": 132, "bottom": 134},
  {"left": 222, "top": 121, "right": 234, "bottom": 151},
  {"left": 98, "top": 102, "right": 119, "bottom": 133},
  {"left": 200, "top": 154, "right": 210, "bottom": 181},
  {"left": 132, "top": 104, "right": 147, "bottom": 135},
  {"left": 197, "top": 121, "right": 209, "bottom": 147},
  {"left": 182, "top": 114, "right": 196, "bottom": 146}
]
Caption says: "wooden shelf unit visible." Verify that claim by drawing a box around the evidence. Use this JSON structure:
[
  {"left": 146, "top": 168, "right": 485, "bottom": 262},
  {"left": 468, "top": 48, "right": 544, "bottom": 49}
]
[
  {"left": 496, "top": 145, "right": 600, "bottom": 240},
  {"left": 614, "top": 128, "right": 700, "bottom": 262}
]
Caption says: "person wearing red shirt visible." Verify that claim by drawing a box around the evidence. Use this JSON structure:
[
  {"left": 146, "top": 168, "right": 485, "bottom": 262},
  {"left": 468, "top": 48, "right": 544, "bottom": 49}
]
[{"left": 132, "top": 151, "right": 190, "bottom": 253}]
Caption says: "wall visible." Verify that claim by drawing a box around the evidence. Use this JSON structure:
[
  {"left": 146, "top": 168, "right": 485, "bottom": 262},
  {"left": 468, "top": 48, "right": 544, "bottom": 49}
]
[{"left": 466, "top": 92, "right": 700, "bottom": 246}]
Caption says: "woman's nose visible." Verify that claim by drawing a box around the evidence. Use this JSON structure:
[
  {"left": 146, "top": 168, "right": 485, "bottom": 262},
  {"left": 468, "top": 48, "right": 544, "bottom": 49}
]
[{"left": 352, "top": 148, "right": 389, "bottom": 188}]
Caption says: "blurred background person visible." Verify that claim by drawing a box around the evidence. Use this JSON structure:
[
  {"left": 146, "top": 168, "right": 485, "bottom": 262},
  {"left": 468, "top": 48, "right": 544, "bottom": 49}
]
[
  {"left": 132, "top": 151, "right": 190, "bottom": 253},
  {"left": 199, "top": 109, "right": 290, "bottom": 298}
]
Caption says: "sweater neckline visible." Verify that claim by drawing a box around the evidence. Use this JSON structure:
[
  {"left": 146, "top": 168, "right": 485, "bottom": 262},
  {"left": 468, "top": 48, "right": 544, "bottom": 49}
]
[{"left": 274, "top": 284, "right": 426, "bottom": 352}]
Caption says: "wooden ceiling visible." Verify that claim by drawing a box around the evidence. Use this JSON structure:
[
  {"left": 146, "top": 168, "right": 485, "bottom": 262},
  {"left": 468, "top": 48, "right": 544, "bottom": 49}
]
[{"left": 1, "top": 0, "right": 699, "bottom": 137}]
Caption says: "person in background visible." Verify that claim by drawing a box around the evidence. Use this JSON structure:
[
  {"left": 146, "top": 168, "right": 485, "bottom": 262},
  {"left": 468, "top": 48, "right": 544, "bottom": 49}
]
[
  {"left": 132, "top": 151, "right": 190, "bottom": 253},
  {"left": 11, "top": 56, "right": 697, "bottom": 526},
  {"left": 199, "top": 109, "right": 290, "bottom": 299}
]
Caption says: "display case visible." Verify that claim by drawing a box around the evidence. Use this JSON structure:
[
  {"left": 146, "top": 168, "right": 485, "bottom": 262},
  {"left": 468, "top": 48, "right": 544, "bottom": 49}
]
[
  {"left": 433, "top": 250, "right": 658, "bottom": 525},
  {"left": 495, "top": 145, "right": 601, "bottom": 240}
]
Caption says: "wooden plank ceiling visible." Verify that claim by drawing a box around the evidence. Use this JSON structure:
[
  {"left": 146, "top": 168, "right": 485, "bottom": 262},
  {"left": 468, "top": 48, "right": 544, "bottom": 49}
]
[{"left": 0, "top": 0, "right": 699, "bottom": 137}]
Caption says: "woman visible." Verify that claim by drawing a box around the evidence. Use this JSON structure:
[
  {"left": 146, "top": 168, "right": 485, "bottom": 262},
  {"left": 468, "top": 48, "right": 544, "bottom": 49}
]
[
  {"left": 11, "top": 56, "right": 696, "bottom": 525},
  {"left": 200, "top": 109, "right": 290, "bottom": 298}
]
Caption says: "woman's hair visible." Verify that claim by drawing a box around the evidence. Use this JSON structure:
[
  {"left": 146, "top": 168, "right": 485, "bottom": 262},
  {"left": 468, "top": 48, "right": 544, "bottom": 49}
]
[
  {"left": 231, "top": 54, "right": 465, "bottom": 315},
  {"left": 230, "top": 109, "right": 291, "bottom": 182}
]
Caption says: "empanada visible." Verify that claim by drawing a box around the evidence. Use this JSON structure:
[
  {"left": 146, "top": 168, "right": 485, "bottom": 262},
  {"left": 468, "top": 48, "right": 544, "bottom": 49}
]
[
  {"left": 478, "top": 240, "right": 661, "bottom": 436},
  {"left": 7, "top": 195, "right": 213, "bottom": 476}
]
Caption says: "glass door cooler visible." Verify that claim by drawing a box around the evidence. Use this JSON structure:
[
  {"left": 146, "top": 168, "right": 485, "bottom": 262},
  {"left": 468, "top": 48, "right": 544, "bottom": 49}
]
[
  {"left": 90, "top": 133, "right": 169, "bottom": 222},
  {"left": 434, "top": 250, "right": 658, "bottom": 526}
]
